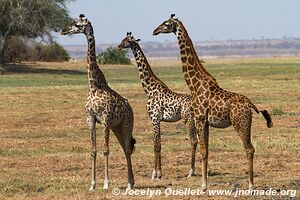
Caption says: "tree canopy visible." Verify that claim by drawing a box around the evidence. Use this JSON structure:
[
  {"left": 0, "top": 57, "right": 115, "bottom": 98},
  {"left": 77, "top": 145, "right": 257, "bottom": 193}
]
[{"left": 0, "top": 0, "right": 73, "bottom": 64}]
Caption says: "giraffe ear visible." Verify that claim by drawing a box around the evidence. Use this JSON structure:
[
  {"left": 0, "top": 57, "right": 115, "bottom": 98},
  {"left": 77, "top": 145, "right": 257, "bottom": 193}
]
[{"left": 135, "top": 39, "right": 141, "bottom": 42}]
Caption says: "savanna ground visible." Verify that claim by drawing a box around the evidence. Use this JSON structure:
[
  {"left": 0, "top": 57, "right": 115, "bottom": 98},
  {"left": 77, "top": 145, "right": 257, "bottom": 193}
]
[{"left": 0, "top": 57, "right": 299, "bottom": 200}]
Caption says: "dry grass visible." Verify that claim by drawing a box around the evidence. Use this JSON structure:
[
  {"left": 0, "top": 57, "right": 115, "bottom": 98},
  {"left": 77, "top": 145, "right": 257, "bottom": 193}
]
[{"left": 0, "top": 57, "right": 299, "bottom": 199}]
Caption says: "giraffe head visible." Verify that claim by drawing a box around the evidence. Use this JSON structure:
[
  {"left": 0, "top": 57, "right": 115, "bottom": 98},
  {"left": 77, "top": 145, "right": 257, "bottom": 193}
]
[
  {"left": 61, "top": 14, "right": 91, "bottom": 35},
  {"left": 153, "top": 14, "right": 179, "bottom": 36},
  {"left": 118, "top": 32, "right": 141, "bottom": 50}
]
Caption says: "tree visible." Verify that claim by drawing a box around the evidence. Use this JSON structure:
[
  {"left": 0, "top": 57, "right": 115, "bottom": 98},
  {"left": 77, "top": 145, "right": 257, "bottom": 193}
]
[
  {"left": 97, "top": 47, "right": 131, "bottom": 65},
  {"left": 0, "top": 0, "right": 73, "bottom": 64}
]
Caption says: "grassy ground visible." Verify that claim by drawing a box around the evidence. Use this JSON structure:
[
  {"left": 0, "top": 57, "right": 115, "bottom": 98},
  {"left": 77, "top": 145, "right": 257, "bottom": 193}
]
[{"left": 0, "top": 57, "right": 299, "bottom": 199}]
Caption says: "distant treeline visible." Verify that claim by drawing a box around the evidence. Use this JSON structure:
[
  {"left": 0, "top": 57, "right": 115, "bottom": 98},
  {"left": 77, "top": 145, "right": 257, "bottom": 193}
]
[{"left": 65, "top": 38, "right": 300, "bottom": 59}]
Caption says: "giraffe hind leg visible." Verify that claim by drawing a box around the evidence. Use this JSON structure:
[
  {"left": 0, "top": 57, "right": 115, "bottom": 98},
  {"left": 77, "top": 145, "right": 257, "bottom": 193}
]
[
  {"left": 195, "top": 118, "right": 209, "bottom": 192},
  {"left": 186, "top": 119, "right": 197, "bottom": 177},
  {"left": 112, "top": 116, "right": 135, "bottom": 189},
  {"left": 232, "top": 112, "right": 255, "bottom": 190}
]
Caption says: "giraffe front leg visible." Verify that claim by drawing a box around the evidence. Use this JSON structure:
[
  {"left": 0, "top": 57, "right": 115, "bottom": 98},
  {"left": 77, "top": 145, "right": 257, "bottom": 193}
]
[
  {"left": 196, "top": 120, "right": 209, "bottom": 192},
  {"left": 103, "top": 126, "right": 110, "bottom": 190},
  {"left": 187, "top": 118, "right": 197, "bottom": 178},
  {"left": 87, "top": 115, "right": 97, "bottom": 191},
  {"left": 151, "top": 121, "right": 162, "bottom": 180}
]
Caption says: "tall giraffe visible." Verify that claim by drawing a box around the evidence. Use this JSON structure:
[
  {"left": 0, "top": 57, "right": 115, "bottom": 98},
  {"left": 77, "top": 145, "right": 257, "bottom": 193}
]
[
  {"left": 153, "top": 14, "right": 273, "bottom": 191},
  {"left": 61, "top": 14, "right": 136, "bottom": 190},
  {"left": 118, "top": 32, "right": 198, "bottom": 179}
]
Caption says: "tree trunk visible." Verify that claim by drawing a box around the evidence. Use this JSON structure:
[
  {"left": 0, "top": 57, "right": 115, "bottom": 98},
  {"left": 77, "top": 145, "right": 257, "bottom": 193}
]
[
  {"left": 0, "top": 38, "right": 4, "bottom": 65},
  {"left": 0, "top": 32, "right": 10, "bottom": 65}
]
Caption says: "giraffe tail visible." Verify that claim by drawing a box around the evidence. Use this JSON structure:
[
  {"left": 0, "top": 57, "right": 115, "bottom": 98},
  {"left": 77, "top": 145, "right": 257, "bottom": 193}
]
[
  {"left": 260, "top": 110, "right": 273, "bottom": 128},
  {"left": 130, "top": 137, "right": 136, "bottom": 154},
  {"left": 250, "top": 102, "right": 273, "bottom": 128}
]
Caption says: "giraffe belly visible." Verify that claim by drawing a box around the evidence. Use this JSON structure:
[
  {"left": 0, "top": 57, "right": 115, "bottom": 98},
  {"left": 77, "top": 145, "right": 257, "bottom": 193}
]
[
  {"left": 161, "top": 107, "right": 182, "bottom": 122},
  {"left": 208, "top": 114, "right": 232, "bottom": 128},
  {"left": 162, "top": 113, "right": 181, "bottom": 122}
]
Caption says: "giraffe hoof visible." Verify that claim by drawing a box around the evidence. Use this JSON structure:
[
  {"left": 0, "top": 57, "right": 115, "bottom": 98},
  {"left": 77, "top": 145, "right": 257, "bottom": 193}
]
[
  {"left": 127, "top": 183, "right": 134, "bottom": 190},
  {"left": 200, "top": 186, "right": 207, "bottom": 194},
  {"left": 156, "top": 171, "right": 162, "bottom": 179},
  {"left": 187, "top": 170, "right": 196, "bottom": 178},
  {"left": 151, "top": 176, "right": 161, "bottom": 181},
  {"left": 249, "top": 185, "right": 254, "bottom": 191},
  {"left": 151, "top": 172, "right": 157, "bottom": 180},
  {"left": 151, "top": 175, "right": 155, "bottom": 180},
  {"left": 89, "top": 186, "right": 95, "bottom": 191},
  {"left": 103, "top": 181, "right": 109, "bottom": 190},
  {"left": 103, "top": 185, "right": 108, "bottom": 190},
  {"left": 200, "top": 189, "right": 206, "bottom": 195}
]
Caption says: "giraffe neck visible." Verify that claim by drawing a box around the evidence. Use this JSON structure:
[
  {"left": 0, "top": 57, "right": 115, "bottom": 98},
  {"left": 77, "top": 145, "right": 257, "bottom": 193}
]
[
  {"left": 85, "top": 26, "right": 108, "bottom": 90},
  {"left": 131, "top": 44, "right": 168, "bottom": 97},
  {"left": 176, "top": 21, "right": 216, "bottom": 93}
]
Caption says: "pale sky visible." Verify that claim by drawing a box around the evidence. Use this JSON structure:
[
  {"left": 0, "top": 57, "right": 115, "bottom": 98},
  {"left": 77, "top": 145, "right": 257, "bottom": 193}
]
[{"left": 55, "top": 0, "right": 300, "bottom": 45}]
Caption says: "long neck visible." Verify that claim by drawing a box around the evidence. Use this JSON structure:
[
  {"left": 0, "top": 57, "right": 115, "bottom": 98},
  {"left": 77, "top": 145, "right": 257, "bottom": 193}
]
[
  {"left": 131, "top": 44, "right": 168, "bottom": 97},
  {"left": 85, "top": 26, "right": 108, "bottom": 90},
  {"left": 176, "top": 21, "right": 217, "bottom": 92}
]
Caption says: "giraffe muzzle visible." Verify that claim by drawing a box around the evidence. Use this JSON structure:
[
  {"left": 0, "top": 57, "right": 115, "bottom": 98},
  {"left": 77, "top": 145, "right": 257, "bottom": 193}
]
[
  {"left": 61, "top": 30, "right": 69, "bottom": 35},
  {"left": 152, "top": 28, "right": 160, "bottom": 36},
  {"left": 117, "top": 44, "right": 124, "bottom": 50}
]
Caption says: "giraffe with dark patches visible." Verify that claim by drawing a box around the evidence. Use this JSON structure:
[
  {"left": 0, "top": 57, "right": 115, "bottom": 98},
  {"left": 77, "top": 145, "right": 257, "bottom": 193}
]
[
  {"left": 153, "top": 14, "right": 273, "bottom": 192},
  {"left": 61, "top": 14, "right": 135, "bottom": 190},
  {"left": 118, "top": 32, "right": 198, "bottom": 179}
]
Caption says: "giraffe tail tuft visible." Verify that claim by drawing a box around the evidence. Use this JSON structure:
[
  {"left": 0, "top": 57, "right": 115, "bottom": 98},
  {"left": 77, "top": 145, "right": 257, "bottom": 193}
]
[
  {"left": 260, "top": 110, "right": 273, "bottom": 128},
  {"left": 130, "top": 137, "right": 136, "bottom": 154},
  {"left": 250, "top": 102, "right": 273, "bottom": 128}
]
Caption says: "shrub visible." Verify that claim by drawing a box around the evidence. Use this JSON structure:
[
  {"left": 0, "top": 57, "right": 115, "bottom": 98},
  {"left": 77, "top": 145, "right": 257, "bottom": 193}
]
[
  {"left": 97, "top": 47, "right": 131, "bottom": 65},
  {"left": 4, "top": 36, "right": 31, "bottom": 63},
  {"left": 34, "top": 42, "right": 70, "bottom": 62},
  {"left": 3, "top": 37, "right": 70, "bottom": 63}
]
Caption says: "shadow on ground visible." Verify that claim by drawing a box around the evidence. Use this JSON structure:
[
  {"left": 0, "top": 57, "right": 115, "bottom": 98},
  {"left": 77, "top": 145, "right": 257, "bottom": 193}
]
[{"left": 4, "top": 64, "right": 85, "bottom": 75}]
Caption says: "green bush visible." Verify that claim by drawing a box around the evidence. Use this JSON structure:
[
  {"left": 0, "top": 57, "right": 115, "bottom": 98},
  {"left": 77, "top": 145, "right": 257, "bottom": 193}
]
[
  {"left": 97, "top": 47, "right": 131, "bottom": 65},
  {"left": 3, "top": 37, "right": 70, "bottom": 63},
  {"left": 34, "top": 42, "right": 70, "bottom": 62},
  {"left": 4, "top": 36, "right": 31, "bottom": 63}
]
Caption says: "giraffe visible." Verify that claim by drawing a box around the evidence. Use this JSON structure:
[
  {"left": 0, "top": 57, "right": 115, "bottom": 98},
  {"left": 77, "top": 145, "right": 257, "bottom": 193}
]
[
  {"left": 153, "top": 14, "right": 273, "bottom": 192},
  {"left": 117, "top": 32, "right": 198, "bottom": 179},
  {"left": 61, "top": 14, "right": 136, "bottom": 190}
]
